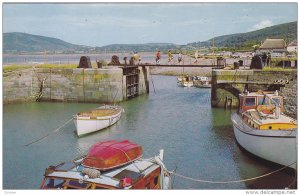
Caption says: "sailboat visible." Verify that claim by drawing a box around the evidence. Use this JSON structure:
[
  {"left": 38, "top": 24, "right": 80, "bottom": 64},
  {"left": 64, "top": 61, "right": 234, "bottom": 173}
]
[
  {"left": 231, "top": 90, "right": 297, "bottom": 169},
  {"left": 177, "top": 64, "right": 193, "bottom": 87}
]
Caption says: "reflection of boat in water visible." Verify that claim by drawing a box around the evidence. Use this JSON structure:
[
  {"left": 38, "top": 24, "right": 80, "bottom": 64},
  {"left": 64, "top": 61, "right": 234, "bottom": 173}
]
[
  {"left": 177, "top": 75, "right": 193, "bottom": 87},
  {"left": 40, "top": 140, "right": 173, "bottom": 189},
  {"left": 193, "top": 76, "right": 211, "bottom": 88},
  {"left": 231, "top": 90, "right": 297, "bottom": 169},
  {"left": 73, "top": 105, "right": 123, "bottom": 137}
]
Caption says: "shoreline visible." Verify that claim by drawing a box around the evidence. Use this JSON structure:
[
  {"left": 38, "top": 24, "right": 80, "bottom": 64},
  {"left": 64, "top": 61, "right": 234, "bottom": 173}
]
[{"left": 150, "top": 67, "right": 212, "bottom": 77}]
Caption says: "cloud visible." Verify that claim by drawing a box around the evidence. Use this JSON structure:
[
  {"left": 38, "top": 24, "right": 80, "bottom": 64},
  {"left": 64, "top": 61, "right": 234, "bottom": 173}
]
[{"left": 250, "top": 20, "right": 274, "bottom": 31}]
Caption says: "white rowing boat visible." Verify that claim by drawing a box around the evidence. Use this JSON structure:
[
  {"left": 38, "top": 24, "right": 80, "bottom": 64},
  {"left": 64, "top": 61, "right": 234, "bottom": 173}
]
[{"left": 73, "top": 105, "right": 123, "bottom": 137}]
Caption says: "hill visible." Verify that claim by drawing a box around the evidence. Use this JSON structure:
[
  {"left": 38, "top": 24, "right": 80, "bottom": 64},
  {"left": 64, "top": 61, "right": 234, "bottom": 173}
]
[
  {"left": 3, "top": 32, "right": 91, "bottom": 53},
  {"left": 3, "top": 21, "right": 297, "bottom": 53},
  {"left": 186, "top": 21, "right": 297, "bottom": 49},
  {"left": 95, "top": 43, "right": 181, "bottom": 52}
]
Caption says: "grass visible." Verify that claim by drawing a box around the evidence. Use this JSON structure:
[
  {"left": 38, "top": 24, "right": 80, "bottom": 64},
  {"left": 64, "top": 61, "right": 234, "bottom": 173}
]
[
  {"left": 262, "top": 67, "right": 296, "bottom": 72},
  {"left": 35, "top": 64, "right": 78, "bottom": 69},
  {"left": 3, "top": 63, "right": 100, "bottom": 73},
  {"left": 271, "top": 57, "right": 297, "bottom": 62},
  {"left": 3, "top": 64, "right": 32, "bottom": 73}
]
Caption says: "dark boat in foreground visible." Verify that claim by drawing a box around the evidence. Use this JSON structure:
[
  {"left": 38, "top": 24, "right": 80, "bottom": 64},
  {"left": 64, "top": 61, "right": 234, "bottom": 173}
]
[{"left": 40, "top": 140, "right": 173, "bottom": 189}]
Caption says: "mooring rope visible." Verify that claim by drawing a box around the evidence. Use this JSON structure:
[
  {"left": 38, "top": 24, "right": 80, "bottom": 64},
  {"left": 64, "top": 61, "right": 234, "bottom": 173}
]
[
  {"left": 150, "top": 74, "right": 156, "bottom": 94},
  {"left": 25, "top": 117, "right": 73, "bottom": 146},
  {"left": 168, "top": 162, "right": 296, "bottom": 184}
]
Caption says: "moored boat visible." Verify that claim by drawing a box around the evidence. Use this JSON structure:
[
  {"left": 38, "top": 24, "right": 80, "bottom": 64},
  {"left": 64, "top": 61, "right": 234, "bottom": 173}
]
[
  {"left": 177, "top": 75, "right": 193, "bottom": 87},
  {"left": 179, "top": 80, "right": 194, "bottom": 87},
  {"left": 193, "top": 76, "right": 211, "bottom": 88},
  {"left": 40, "top": 140, "right": 173, "bottom": 189},
  {"left": 231, "top": 90, "right": 297, "bottom": 169},
  {"left": 73, "top": 105, "right": 123, "bottom": 137}
]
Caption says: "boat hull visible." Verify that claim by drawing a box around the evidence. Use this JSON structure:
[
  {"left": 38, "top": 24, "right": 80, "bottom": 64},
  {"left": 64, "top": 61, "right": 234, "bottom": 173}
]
[
  {"left": 193, "top": 84, "right": 211, "bottom": 88},
  {"left": 231, "top": 113, "right": 297, "bottom": 169},
  {"left": 178, "top": 81, "right": 193, "bottom": 87},
  {"left": 74, "top": 107, "right": 122, "bottom": 136},
  {"left": 82, "top": 140, "right": 143, "bottom": 171}
]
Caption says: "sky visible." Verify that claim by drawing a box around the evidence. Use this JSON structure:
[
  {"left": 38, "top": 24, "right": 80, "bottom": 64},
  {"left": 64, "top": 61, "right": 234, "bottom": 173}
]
[{"left": 2, "top": 2, "right": 298, "bottom": 47}]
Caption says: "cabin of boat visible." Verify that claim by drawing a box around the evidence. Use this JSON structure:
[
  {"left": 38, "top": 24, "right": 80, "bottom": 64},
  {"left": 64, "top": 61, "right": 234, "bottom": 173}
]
[
  {"left": 40, "top": 140, "right": 171, "bottom": 189},
  {"left": 196, "top": 76, "right": 209, "bottom": 81},
  {"left": 238, "top": 90, "right": 297, "bottom": 130},
  {"left": 177, "top": 75, "right": 193, "bottom": 87}
]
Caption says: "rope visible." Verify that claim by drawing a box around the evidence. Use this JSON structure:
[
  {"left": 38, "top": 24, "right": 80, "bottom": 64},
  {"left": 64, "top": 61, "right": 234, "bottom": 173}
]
[
  {"left": 25, "top": 117, "right": 73, "bottom": 146},
  {"left": 169, "top": 162, "right": 296, "bottom": 184},
  {"left": 150, "top": 74, "right": 156, "bottom": 94},
  {"left": 106, "top": 145, "right": 143, "bottom": 173}
]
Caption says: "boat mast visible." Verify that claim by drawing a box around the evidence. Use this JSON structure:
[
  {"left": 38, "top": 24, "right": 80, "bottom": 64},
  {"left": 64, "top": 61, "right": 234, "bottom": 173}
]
[{"left": 212, "top": 33, "right": 215, "bottom": 66}]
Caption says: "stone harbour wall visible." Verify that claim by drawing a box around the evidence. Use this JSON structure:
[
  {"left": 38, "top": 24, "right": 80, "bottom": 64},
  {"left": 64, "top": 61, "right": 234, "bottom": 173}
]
[
  {"left": 3, "top": 69, "right": 35, "bottom": 103},
  {"left": 3, "top": 67, "right": 149, "bottom": 104},
  {"left": 211, "top": 69, "right": 297, "bottom": 118}
]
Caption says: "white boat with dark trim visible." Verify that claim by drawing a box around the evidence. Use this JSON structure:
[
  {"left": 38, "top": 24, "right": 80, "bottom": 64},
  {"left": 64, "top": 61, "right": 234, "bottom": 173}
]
[
  {"left": 40, "top": 140, "right": 173, "bottom": 189},
  {"left": 193, "top": 76, "right": 211, "bottom": 88},
  {"left": 231, "top": 90, "right": 297, "bottom": 169},
  {"left": 73, "top": 105, "right": 123, "bottom": 137}
]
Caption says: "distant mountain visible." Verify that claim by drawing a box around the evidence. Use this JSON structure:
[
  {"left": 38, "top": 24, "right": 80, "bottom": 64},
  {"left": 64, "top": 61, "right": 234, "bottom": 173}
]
[
  {"left": 95, "top": 43, "right": 181, "bottom": 52},
  {"left": 3, "top": 32, "right": 92, "bottom": 53},
  {"left": 3, "top": 21, "right": 297, "bottom": 53},
  {"left": 186, "top": 21, "right": 297, "bottom": 49}
]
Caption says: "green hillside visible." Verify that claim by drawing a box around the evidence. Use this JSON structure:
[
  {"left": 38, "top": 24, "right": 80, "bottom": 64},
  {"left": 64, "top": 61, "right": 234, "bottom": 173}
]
[
  {"left": 3, "top": 21, "right": 297, "bottom": 53},
  {"left": 187, "top": 21, "right": 297, "bottom": 50},
  {"left": 95, "top": 43, "right": 181, "bottom": 52},
  {"left": 3, "top": 32, "right": 91, "bottom": 53}
]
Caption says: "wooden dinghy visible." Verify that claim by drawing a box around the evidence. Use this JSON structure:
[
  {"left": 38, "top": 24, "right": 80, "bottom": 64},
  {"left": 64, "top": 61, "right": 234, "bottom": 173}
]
[
  {"left": 73, "top": 105, "right": 123, "bottom": 137},
  {"left": 82, "top": 140, "right": 143, "bottom": 171}
]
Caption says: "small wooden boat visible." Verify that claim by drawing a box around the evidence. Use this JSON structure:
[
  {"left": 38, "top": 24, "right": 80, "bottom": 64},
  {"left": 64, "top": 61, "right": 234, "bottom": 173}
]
[
  {"left": 177, "top": 75, "right": 193, "bottom": 87},
  {"left": 82, "top": 140, "right": 143, "bottom": 171},
  {"left": 179, "top": 80, "right": 193, "bottom": 87},
  {"left": 73, "top": 105, "right": 123, "bottom": 137},
  {"left": 231, "top": 90, "right": 297, "bottom": 169},
  {"left": 40, "top": 140, "right": 173, "bottom": 189}
]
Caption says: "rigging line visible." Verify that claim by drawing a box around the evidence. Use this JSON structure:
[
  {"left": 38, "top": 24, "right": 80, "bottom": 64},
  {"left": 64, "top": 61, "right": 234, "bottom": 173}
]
[
  {"left": 150, "top": 74, "right": 156, "bottom": 94},
  {"left": 169, "top": 162, "right": 296, "bottom": 184},
  {"left": 25, "top": 117, "right": 73, "bottom": 147},
  {"left": 112, "top": 81, "right": 122, "bottom": 104}
]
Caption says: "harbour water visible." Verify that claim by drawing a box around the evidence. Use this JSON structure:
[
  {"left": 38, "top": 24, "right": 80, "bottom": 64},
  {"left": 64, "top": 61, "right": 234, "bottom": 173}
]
[{"left": 3, "top": 75, "right": 296, "bottom": 189}]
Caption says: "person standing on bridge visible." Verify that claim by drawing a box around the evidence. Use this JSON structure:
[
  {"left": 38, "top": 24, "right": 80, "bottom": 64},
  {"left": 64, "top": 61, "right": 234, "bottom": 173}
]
[
  {"left": 178, "top": 51, "right": 183, "bottom": 64},
  {"left": 133, "top": 52, "right": 141, "bottom": 65},
  {"left": 168, "top": 50, "right": 173, "bottom": 64},
  {"left": 156, "top": 50, "right": 161, "bottom": 65},
  {"left": 194, "top": 50, "right": 199, "bottom": 64}
]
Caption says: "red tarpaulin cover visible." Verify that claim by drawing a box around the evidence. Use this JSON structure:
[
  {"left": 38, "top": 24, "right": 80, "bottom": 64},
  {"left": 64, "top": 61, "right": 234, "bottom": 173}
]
[{"left": 82, "top": 140, "right": 143, "bottom": 171}]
